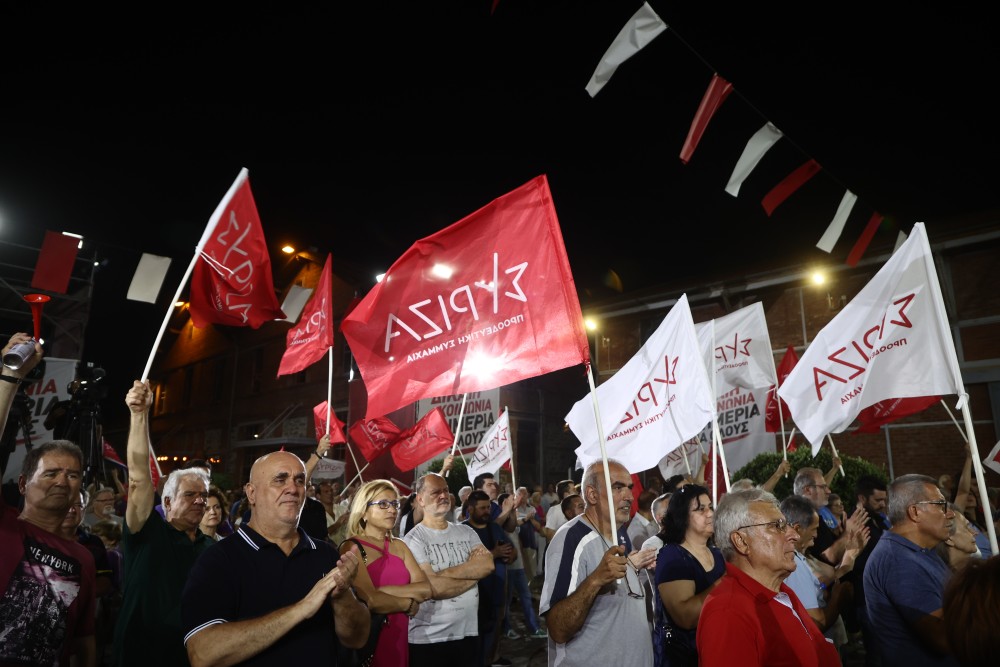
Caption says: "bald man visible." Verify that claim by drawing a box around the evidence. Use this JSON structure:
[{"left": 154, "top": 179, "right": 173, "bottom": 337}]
[{"left": 181, "top": 450, "right": 370, "bottom": 666}]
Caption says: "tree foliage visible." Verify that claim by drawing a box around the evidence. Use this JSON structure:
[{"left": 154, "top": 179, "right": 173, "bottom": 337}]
[
  {"left": 731, "top": 446, "right": 889, "bottom": 502},
  {"left": 426, "top": 455, "right": 469, "bottom": 496}
]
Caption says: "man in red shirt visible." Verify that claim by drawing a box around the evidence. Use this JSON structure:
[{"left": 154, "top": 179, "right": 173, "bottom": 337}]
[{"left": 697, "top": 488, "right": 841, "bottom": 667}]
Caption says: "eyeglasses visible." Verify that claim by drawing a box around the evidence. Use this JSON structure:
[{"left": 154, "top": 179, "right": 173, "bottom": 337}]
[
  {"left": 619, "top": 536, "right": 644, "bottom": 599},
  {"left": 736, "top": 518, "right": 792, "bottom": 534},
  {"left": 367, "top": 499, "right": 401, "bottom": 510},
  {"left": 914, "top": 500, "right": 950, "bottom": 513},
  {"left": 807, "top": 483, "right": 830, "bottom": 491}
]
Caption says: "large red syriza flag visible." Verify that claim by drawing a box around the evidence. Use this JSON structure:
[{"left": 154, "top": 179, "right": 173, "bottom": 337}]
[
  {"left": 312, "top": 401, "right": 348, "bottom": 443},
  {"left": 348, "top": 416, "right": 401, "bottom": 463},
  {"left": 189, "top": 168, "right": 286, "bottom": 328},
  {"left": 778, "top": 223, "right": 965, "bottom": 452},
  {"left": 278, "top": 254, "right": 334, "bottom": 376},
  {"left": 568, "top": 294, "right": 714, "bottom": 474},
  {"left": 341, "top": 175, "right": 590, "bottom": 419}
]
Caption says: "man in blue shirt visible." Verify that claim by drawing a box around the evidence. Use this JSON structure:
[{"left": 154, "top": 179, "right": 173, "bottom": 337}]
[{"left": 864, "top": 473, "right": 959, "bottom": 666}]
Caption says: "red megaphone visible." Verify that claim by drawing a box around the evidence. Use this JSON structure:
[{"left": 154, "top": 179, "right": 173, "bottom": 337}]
[{"left": 24, "top": 294, "right": 50, "bottom": 341}]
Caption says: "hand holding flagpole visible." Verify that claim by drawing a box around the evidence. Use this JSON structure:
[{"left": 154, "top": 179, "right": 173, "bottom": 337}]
[{"left": 825, "top": 435, "right": 845, "bottom": 476}]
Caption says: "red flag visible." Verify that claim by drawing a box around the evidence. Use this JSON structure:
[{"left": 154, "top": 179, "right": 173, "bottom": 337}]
[
  {"left": 854, "top": 396, "right": 940, "bottom": 434},
  {"left": 629, "top": 473, "right": 643, "bottom": 520},
  {"left": 102, "top": 439, "right": 126, "bottom": 468},
  {"left": 390, "top": 408, "right": 455, "bottom": 472},
  {"left": 189, "top": 169, "right": 286, "bottom": 329},
  {"left": 348, "top": 415, "right": 402, "bottom": 463},
  {"left": 765, "top": 346, "right": 799, "bottom": 432},
  {"left": 342, "top": 174, "right": 590, "bottom": 419},
  {"left": 277, "top": 254, "right": 334, "bottom": 376},
  {"left": 761, "top": 159, "right": 821, "bottom": 216},
  {"left": 845, "top": 213, "right": 885, "bottom": 267},
  {"left": 32, "top": 231, "right": 79, "bottom": 294},
  {"left": 679, "top": 74, "right": 734, "bottom": 164},
  {"left": 312, "top": 401, "right": 348, "bottom": 443}
]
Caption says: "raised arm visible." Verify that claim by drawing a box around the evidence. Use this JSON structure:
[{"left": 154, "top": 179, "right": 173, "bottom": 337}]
[
  {"left": 0, "top": 334, "right": 42, "bottom": 477},
  {"left": 760, "top": 459, "right": 792, "bottom": 493},
  {"left": 953, "top": 444, "right": 973, "bottom": 513},
  {"left": 304, "top": 435, "right": 332, "bottom": 484},
  {"left": 124, "top": 380, "right": 155, "bottom": 533},
  {"left": 824, "top": 455, "right": 842, "bottom": 486}
]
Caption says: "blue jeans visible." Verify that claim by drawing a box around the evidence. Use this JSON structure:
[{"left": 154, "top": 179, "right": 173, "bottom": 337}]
[{"left": 504, "top": 567, "right": 539, "bottom": 633}]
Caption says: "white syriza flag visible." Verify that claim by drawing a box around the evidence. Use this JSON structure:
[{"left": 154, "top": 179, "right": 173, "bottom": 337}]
[
  {"left": 696, "top": 302, "right": 776, "bottom": 391},
  {"left": 466, "top": 410, "right": 511, "bottom": 484},
  {"left": 778, "top": 223, "right": 965, "bottom": 451},
  {"left": 568, "top": 294, "right": 714, "bottom": 473}
]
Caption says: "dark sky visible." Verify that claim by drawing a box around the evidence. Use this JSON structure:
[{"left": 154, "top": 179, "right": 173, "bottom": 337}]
[{"left": 2, "top": 2, "right": 998, "bottom": 388}]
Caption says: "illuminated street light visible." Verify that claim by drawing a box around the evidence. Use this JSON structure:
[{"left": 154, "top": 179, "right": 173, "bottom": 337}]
[{"left": 281, "top": 245, "right": 295, "bottom": 254}]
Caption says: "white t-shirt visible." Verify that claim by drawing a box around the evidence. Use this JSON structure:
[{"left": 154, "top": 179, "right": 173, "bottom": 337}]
[
  {"left": 545, "top": 504, "right": 568, "bottom": 534},
  {"left": 403, "top": 522, "right": 484, "bottom": 644}
]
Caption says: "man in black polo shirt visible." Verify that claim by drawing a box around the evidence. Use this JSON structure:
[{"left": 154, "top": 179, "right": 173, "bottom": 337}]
[{"left": 180, "top": 450, "right": 370, "bottom": 665}]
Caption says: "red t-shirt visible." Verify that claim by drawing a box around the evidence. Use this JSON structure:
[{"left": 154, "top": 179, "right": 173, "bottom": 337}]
[
  {"left": 697, "top": 562, "right": 841, "bottom": 667},
  {"left": 0, "top": 497, "right": 97, "bottom": 666}
]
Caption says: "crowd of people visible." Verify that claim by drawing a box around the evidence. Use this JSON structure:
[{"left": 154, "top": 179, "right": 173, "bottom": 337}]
[{"left": 2, "top": 330, "right": 999, "bottom": 667}]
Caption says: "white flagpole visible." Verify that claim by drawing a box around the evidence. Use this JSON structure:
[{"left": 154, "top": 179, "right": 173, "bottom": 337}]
[
  {"left": 445, "top": 393, "right": 469, "bottom": 477},
  {"left": 825, "top": 435, "right": 846, "bottom": 476},
  {"left": 326, "top": 350, "right": 333, "bottom": 439},
  {"left": 343, "top": 463, "right": 370, "bottom": 491},
  {"left": 938, "top": 399, "right": 969, "bottom": 443},
  {"left": 957, "top": 398, "right": 999, "bottom": 554},
  {"left": 505, "top": 406, "right": 516, "bottom": 494},
  {"left": 141, "top": 169, "right": 247, "bottom": 381},
  {"left": 585, "top": 361, "right": 620, "bottom": 552}
]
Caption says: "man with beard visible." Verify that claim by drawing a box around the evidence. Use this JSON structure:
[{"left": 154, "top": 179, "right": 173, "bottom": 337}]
[
  {"left": 464, "top": 489, "right": 514, "bottom": 666},
  {"left": 847, "top": 474, "right": 889, "bottom": 665}
]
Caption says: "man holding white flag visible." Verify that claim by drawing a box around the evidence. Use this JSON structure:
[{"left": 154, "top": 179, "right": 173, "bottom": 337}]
[
  {"left": 568, "top": 294, "right": 714, "bottom": 474},
  {"left": 778, "top": 223, "right": 965, "bottom": 451}
]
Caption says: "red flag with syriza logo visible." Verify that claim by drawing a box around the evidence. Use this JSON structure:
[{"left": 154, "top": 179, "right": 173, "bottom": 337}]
[
  {"left": 341, "top": 175, "right": 590, "bottom": 419},
  {"left": 312, "top": 401, "right": 348, "bottom": 443},
  {"left": 278, "top": 254, "right": 334, "bottom": 376},
  {"left": 765, "top": 346, "right": 799, "bottom": 432},
  {"left": 390, "top": 407, "right": 455, "bottom": 472},
  {"left": 189, "top": 168, "right": 286, "bottom": 329},
  {"left": 853, "top": 396, "right": 940, "bottom": 434},
  {"left": 348, "top": 415, "right": 402, "bottom": 463}
]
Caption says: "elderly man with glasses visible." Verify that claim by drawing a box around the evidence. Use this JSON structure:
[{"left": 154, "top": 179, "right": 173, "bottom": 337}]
[
  {"left": 863, "top": 474, "right": 960, "bottom": 666},
  {"left": 795, "top": 467, "right": 869, "bottom": 568},
  {"left": 697, "top": 488, "right": 841, "bottom": 667}
]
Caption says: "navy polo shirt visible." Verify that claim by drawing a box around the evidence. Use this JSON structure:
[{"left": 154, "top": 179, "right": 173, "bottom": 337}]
[{"left": 181, "top": 525, "right": 340, "bottom": 665}]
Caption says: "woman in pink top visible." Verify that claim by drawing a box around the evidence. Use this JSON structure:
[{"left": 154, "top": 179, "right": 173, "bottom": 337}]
[{"left": 341, "top": 480, "right": 432, "bottom": 667}]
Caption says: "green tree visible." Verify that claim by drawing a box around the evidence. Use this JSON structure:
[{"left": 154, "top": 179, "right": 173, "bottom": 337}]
[
  {"left": 426, "top": 455, "right": 469, "bottom": 496},
  {"left": 731, "top": 447, "right": 888, "bottom": 502}
]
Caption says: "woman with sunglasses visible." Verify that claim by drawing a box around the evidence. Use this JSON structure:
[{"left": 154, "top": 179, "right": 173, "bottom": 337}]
[
  {"left": 651, "top": 483, "right": 725, "bottom": 667},
  {"left": 341, "top": 479, "right": 432, "bottom": 667}
]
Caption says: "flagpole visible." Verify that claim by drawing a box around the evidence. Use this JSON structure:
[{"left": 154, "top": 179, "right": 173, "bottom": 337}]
[
  {"left": 327, "top": 349, "right": 333, "bottom": 439},
  {"left": 505, "top": 406, "right": 517, "bottom": 494},
  {"left": 343, "top": 463, "right": 370, "bottom": 492},
  {"left": 825, "top": 435, "right": 845, "bottom": 476},
  {"left": 938, "top": 399, "right": 969, "bottom": 442},
  {"left": 445, "top": 393, "right": 469, "bottom": 477},
  {"left": 141, "top": 169, "right": 246, "bottom": 381},
  {"left": 957, "top": 398, "right": 999, "bottom": 554},
  {"left": 584, "top": 361, "right": 621, "bottom": 553}
]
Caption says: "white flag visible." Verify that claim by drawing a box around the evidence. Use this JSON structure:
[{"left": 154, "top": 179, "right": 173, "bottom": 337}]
[
  {"left": 984, "top": 440, "right": 1000, "bottom": 476},
  {"left": 695, "top": 302, "right": 776, "bottom": 391},
  {"left": 725, "top": 122, "right": 783, "bottom": 197},
  {"left": 816, "top": 190, "right": 858, "bottom": 253},
  {"left": 127, "top": 253, "right": 172, "bottom": 303},
  {"left": 466, "top": 409, "right": 512, "bottom": 484},
  {"left": 658, "top": 438, "right": 703, "bottom": 481},
  {"left": 778, "top": 223, "right": 964, "bottom": 450},
  {"left": 585, "top": 2, "right": 667, "bottom": 97},
  {"left": 568, "top": 294, "right": 714, "bottom": 473}
]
